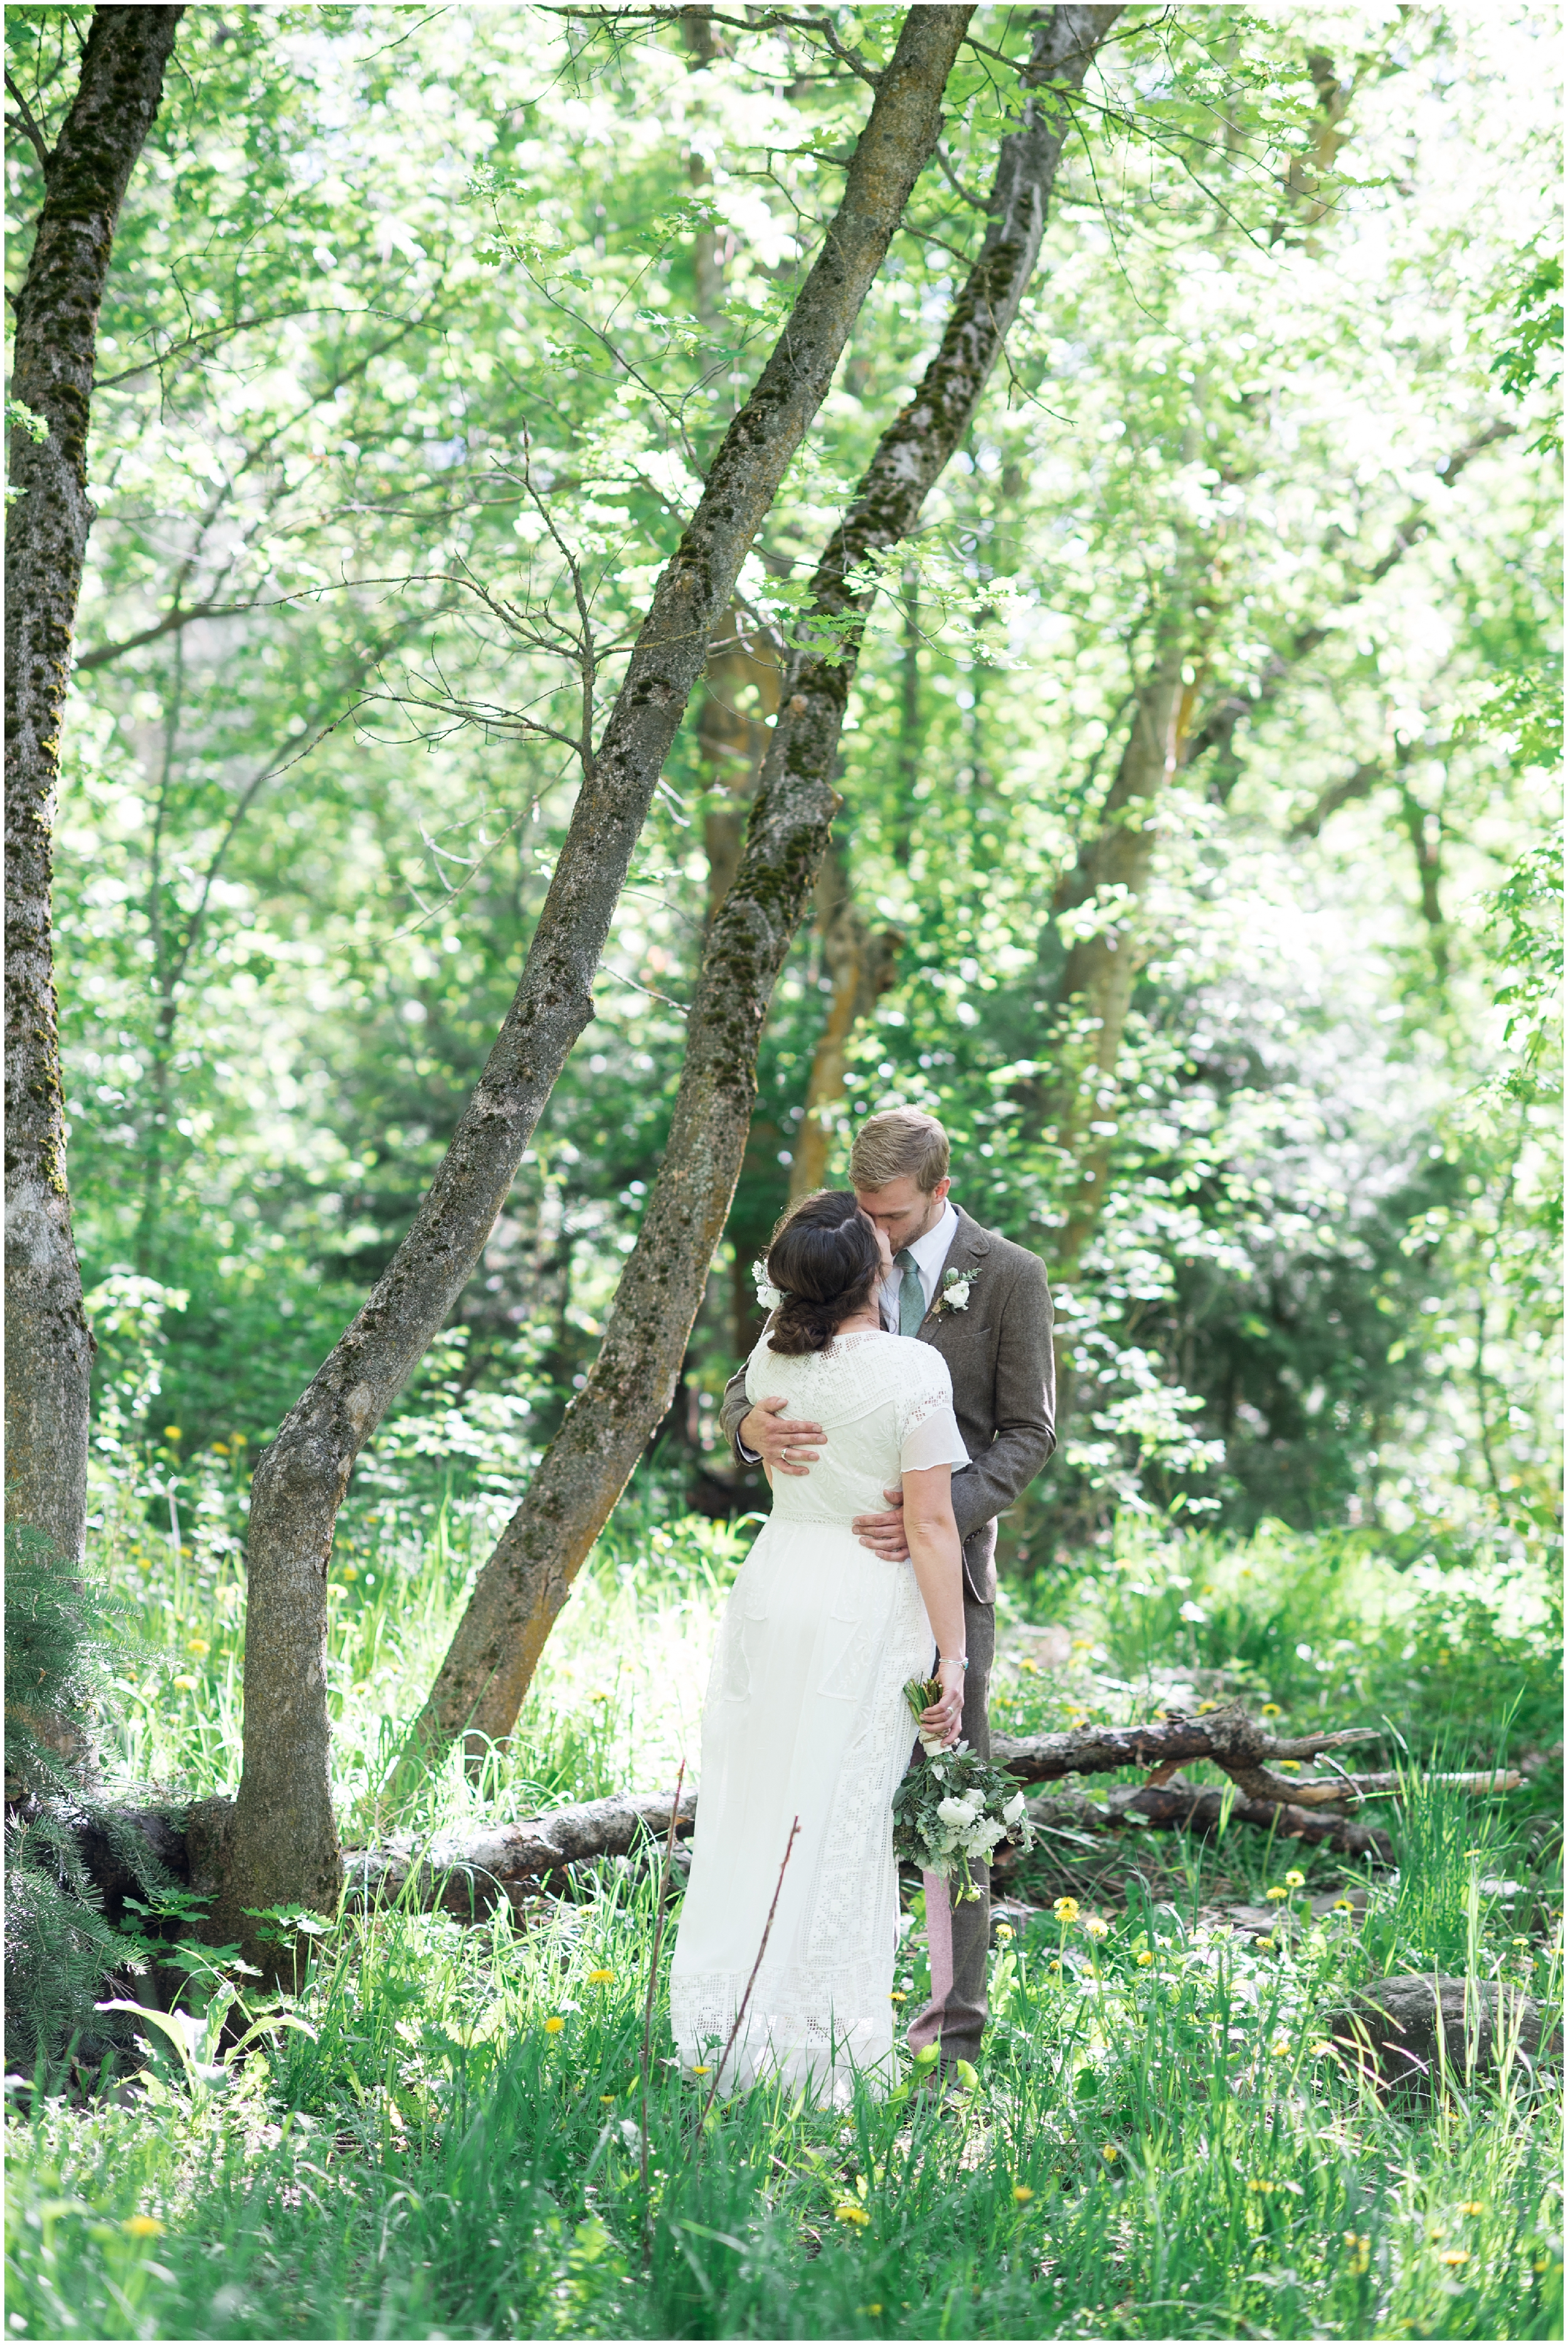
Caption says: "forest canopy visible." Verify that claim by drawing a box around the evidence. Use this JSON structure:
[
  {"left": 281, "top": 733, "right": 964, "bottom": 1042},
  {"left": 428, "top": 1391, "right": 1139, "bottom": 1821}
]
[{"left": 12, "top": 0, "right": 1554, "bottom": 1565}]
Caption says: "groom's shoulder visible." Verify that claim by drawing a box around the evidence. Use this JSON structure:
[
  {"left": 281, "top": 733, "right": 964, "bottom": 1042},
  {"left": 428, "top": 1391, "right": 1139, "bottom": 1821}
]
[{"left": 958, "top": 1211, "right": 1051, "bottom": 1294}]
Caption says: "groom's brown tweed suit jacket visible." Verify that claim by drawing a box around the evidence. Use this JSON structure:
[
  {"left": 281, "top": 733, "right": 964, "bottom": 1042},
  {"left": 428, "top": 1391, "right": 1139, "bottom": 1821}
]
[{"left": 719, "top": 1205, "right": 1056, "bottom": 1603}]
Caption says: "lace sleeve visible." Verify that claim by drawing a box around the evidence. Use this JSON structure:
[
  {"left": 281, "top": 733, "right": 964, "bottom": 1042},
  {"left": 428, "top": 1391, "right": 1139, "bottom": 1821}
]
[{"left": 898, "top": 1354, "right": 970, "bottom": 1476}]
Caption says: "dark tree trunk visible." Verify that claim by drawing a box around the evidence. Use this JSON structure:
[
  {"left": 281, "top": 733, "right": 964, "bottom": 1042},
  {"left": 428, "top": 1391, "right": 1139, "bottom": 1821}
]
[
  {"left": 223, "top": 4, "right": 975, "bottom": 1950},
  {"left": 413, "top": 4, "right": 1125, "bottom": 1760},
  {"left": 4, "top": 7, "right": 184, "bottom": 1576},
  {"left": 788, "top": 840, "right": 901, "bottom": 1199}
]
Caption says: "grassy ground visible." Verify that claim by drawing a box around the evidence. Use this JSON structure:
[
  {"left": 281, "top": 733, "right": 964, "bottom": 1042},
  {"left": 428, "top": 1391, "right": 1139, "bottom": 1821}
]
[{"left": 6, "top": 1468, "right": 1562, "bottom": 2340}]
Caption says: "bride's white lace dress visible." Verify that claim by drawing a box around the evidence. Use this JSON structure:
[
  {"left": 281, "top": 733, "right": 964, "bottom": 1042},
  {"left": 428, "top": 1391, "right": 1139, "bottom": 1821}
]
[{"left": 669, "top": 1327, "right": 968, "bottom": 2105}]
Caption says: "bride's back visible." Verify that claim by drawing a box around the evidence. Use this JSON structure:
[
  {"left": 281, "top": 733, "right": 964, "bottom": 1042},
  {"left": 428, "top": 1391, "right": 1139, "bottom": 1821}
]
[{"left": 744, "top": 1327, "right": 960, "bottom": 1526}]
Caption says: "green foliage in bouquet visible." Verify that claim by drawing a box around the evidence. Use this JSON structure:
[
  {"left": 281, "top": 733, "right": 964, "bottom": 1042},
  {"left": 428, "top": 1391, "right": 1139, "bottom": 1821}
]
[{"left": 891, "top": 1678, "right": 1034, "bottom": 1903}]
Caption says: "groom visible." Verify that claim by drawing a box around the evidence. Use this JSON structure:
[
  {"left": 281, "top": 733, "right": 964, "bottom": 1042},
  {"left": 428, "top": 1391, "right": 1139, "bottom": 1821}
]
[{"left": 720, "top": 1106, "right": 1056, "bottom": 2070}]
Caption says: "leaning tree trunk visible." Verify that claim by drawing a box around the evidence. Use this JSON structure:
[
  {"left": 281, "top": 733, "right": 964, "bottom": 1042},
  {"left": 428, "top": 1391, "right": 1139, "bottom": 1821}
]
[
  {"left": 5, "top": 7, "right": 184, "bottom": 1581},
  {"left": 698, "top": 604, "right": 783, "bottom": 926},
  {"left": 219, "top": 4, "right": 973, "bottom": 1952},
  {"left": 414, "top": 3, "right": 1125, "bottom": 1760},
  {"left": 787, "top": 839, "right": 901, "bottom": 1199}
]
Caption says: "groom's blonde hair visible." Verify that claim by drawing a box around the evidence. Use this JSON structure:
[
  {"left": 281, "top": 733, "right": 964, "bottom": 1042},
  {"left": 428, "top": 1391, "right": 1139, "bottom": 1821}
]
[{"left": 850, "top": 1108, "right": 950, "bottom": 1194}]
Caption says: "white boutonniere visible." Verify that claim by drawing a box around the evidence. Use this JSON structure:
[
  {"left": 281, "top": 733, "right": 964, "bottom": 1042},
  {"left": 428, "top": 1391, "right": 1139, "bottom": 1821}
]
[
  {"left": 934, "top": 1267, "right": 976, "bottom": 1315},
  {"left": 751, "top": 1258, "right": 784, "bottom": 1312}
]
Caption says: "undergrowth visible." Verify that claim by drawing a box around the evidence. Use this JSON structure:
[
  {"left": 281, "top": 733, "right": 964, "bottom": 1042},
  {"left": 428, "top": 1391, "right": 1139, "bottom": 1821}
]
[{"left": 4, "top": 1437, "right": 1561, "bottom": 2338}]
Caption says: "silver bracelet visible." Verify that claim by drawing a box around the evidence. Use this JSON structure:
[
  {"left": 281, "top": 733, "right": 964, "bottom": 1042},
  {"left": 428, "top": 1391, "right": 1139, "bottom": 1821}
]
[{"left": 938, "top": 1654, "right": 968, "bottom": 1669}]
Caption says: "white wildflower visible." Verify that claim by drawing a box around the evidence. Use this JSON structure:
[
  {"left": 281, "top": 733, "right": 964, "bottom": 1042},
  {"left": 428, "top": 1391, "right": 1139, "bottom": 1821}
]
[{"left": 1003, "top": 1790, "right": 1027, "bottom": 1826}]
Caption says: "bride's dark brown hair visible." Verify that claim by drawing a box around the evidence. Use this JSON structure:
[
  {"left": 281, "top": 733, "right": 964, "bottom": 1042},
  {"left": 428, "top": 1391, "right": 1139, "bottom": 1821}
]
[{"left": 765, "top": 1189, "right": 882, "bottom": 1356}]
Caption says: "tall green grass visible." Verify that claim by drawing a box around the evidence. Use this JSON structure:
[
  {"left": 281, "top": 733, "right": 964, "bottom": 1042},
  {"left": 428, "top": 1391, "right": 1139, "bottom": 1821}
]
[
  {"left": 9, "top": 1453, "right": 1560, "bottom": 2339},
  {"left": 8, "top": 1836, "right": 1561, "bottom": 2339}
]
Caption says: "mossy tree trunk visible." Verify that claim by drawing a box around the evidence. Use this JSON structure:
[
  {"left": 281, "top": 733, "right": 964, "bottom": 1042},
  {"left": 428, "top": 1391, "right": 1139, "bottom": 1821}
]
[
  {"left": 413, "top": 4, "right": 1125, "bottom": 1762},
  {"left": 5, "top": 7, "right": 184, "bottom": 1582},
  {"left": 223, "top": 4, "right": 975, "bottom": 1947}
]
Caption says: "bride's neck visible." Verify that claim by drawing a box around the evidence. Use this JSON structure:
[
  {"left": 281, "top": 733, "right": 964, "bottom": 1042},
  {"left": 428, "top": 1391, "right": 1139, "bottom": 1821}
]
[{"left": 835, "top": 1304, "right": 881, "bottom": 1336}]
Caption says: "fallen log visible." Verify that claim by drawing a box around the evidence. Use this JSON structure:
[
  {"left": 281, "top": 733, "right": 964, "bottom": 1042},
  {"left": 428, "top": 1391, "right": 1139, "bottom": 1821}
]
[
  {"left": 341, "top": 1787, "right": 700, "bottom": 1922},
  {"left": 1007, "top": 1778, "right": 1395, "bottom": 1863},
  {"left": 50, "top": 1703, "right": 1522, "bottom": 1928}
]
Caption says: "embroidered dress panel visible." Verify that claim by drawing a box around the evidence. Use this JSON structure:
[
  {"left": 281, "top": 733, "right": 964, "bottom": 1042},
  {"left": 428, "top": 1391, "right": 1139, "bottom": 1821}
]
[{"left": 669, "top": 1329, "right": 968, "bottom": 2105}]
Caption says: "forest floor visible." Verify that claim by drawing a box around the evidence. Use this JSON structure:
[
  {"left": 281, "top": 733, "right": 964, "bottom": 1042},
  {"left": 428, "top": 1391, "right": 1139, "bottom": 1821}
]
[{"left": 6, "top": 1497, "right": 1562, "bottom": 2341}]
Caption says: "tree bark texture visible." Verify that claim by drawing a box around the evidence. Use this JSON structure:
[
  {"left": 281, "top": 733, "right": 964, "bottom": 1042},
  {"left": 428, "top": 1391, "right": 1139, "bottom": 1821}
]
[
  {"left": 413, "top": 5, "right": 1126, "bottom": 1760},
  {"left": 225, "top": 4, "right": 974, "bottom": 1941},
  {"left": 787, "top": 839, "right": 901, "bottom": 1199},
  {"left": 698, "top": 604, "right": 783, "bottom": 925},
  {"left": 4, "top": 7, "right": 184, "bottom": 1576}
]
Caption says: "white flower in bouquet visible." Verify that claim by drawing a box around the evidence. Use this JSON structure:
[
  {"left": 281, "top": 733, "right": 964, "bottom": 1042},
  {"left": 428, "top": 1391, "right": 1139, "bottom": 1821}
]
[{"left": 893, "top": 1676, "right": 1036, "bottom": 1901}]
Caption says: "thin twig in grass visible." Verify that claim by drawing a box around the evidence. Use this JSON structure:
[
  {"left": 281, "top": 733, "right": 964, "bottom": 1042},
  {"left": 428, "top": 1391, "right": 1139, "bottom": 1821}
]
[
  {"left": 639, "top": 1760, "right": 685, "bottom": 2248},
  {"left": 694, "top": 1816, "right": 800, "bottom": 2137}
]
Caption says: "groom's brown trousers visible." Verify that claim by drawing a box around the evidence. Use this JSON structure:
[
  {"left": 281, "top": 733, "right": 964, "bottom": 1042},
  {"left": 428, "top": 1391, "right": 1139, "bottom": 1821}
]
[{"left": 908, "top": 1592, "right": 995, "bottom": 2068}]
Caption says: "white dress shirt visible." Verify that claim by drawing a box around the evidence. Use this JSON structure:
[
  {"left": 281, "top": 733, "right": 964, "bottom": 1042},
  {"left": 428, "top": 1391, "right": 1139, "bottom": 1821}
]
[{"left": 878, "top": 1198, "right": 958, "bottom": 1331}]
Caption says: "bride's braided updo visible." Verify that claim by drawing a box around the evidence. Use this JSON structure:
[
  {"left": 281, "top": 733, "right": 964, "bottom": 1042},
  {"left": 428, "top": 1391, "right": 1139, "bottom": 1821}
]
[{"left": 765, "top": 1189, "right": 881, "bottom": 1356}]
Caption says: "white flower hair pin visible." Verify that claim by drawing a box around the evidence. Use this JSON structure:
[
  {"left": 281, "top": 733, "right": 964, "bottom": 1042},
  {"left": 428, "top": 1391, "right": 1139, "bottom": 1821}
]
[
  {"left": 934, "top": 1267, "right": 976, "bottom": 1315},
  {"left": 751, "top": 1259, "right": 784, "bottom": 1312}
]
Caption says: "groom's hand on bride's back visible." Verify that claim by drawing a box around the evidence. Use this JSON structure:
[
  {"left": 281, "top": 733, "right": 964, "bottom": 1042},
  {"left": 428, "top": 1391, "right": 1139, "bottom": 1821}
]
[
  {"left": 737, "top": 1395, "right": 825, "bottom": 1476},
  {"left": 852, "top": 1487, "right": 909, "bottom": 1562}
]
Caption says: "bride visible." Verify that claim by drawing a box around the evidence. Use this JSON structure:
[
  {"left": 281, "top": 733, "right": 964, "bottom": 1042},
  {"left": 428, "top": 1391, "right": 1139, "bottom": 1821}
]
[{"left": 669, "top": 1188, "right": 970, "bottom": 2104}]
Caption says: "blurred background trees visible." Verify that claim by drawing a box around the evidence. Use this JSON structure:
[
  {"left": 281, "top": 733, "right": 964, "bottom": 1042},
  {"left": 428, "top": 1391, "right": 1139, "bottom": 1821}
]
[{"left": 7, "top": 1, "right": 1557, "bottom": 1602}]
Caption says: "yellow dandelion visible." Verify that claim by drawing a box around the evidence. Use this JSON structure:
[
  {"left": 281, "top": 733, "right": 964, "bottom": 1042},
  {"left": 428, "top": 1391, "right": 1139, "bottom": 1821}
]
[
  {"left": 1083, "top": 1917, "right": 1109, "bottom": 1941},
  {"left": 889, "top": 1991, "right": 908, "bottom": 2003},
  {"left": 1254, "top": 1935, "right": 1276, "bottom": 1950},
  {"left": 1261, "top": 1703, "right": 1281, "bottom": 1718},
  {"left": 1101, "top": 2144, "right": 1118, "bottom": 2163},
  {"left": 600, "top": 2093, "right": 616, "bottom": 2105},
  {"left": 1052, "top": 1896, "right": 1080, "bottom": 1921},
  {"left": 1279, "top": 1758, "right": 1300, "bottom": 1772},
  {"left": 1196, "top": 1700, "right": 1219, "bottom": 1715},
  {"left": 1264, "top": 1885, "right": 1288, "bottom": 1901},
  {"left": 1308, "top": 2039, "right": 1334, "bottom": 2056},
  {"left": 1135, "top": 1951, "right": 1155, "bottom": 1967},
  {"left": 1440, "top": 2250, "right": 1470, "bottom": 2267},
  {"left": 1047, "top": 1959, "right": 1062, "bottom": 1974},
  {"left": 586, "top": 1968, "right": 615, "bottom": 1985},
  {"left": 1333, "top": 1898, "right": 1355, "bottom": 1912},
  {"left": 1269, "top": 2037, "right": 1292, "bottom": 2060},
  {"left": 1284, "top": 1869, "right": 1305, "bottom": 1888},
  {"left": 1071, "top": 1637, "right": 1093, "bottom": 1651},
  {"left": 1013, "top": 2184, "right": 1034, "bottom": 2203},
  {"left": 543, "top": 2016, "right": 566, "bottom": 2036},
  {"left": 211, "top": 1440, "right": 228, "bottom": 1455},
  {"left": 163, "top": 1427, "right": 181, "bottom": 1442},
  {"left": 341, "top": 1563, "right": 357, "bottom": 1580},
  {"left": 834, "top": 2204, "right": 870, "bottom": 2226},
  {"left": 1019, "top": 1659, "right": 1039, "bottom": 1676},
  {"left": 995, "top": 1922, "right": 1014, "bottom": 1942},
  {"left": 691, "top": 2065, "right": 711, "bottom": 2076},
  {"left": 1248, "top": 2179, "right": 1276, "bottom": 2195},
  {"left": 123, "top": 2215, "right": 164, "bottom": 2238},
  {"left": 1459, "top": 2201, "right": 1483, "bottom": 2216},
  {"left": 186, "top": 1638, "right": 209, "bottom": 1657},
  {"left": 1511, "top": 1937, "right": 1530, "bottom": 1948},
  {"left": 172, "top": 1675, "right": 199, "bottom": 1691}
]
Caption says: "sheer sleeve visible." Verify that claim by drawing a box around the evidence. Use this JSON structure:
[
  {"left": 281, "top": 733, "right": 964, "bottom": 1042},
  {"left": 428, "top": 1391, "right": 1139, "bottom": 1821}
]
[{"left": 897, "top": 1351, "right": 970, "bottom": 1476}]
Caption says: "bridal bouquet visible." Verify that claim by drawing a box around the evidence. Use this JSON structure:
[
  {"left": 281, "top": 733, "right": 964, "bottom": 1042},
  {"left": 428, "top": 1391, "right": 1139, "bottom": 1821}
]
[{"left": 891, "top": 1678, "right": 1034, "bottom": 1902}]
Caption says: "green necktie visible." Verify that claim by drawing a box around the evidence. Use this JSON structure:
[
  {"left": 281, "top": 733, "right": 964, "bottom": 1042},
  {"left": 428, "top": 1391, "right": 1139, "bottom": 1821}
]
[{"left": 895, "top": 1248, "right": 925, "bottom": 1337}]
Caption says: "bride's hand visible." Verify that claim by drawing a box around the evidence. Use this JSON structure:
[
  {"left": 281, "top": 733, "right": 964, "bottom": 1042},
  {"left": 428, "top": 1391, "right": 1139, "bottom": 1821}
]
[{"left": 919, "top": 1661, "right": 965, "bottom": 1748}]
